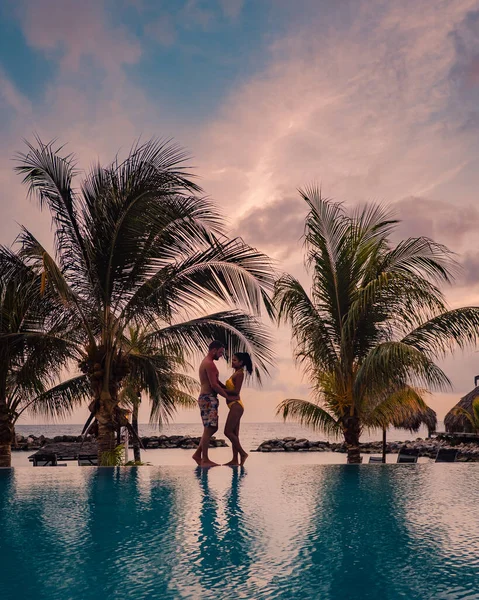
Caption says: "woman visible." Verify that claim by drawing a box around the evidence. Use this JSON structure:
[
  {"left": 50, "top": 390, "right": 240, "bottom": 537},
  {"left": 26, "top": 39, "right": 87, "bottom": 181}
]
[{"left": 223, "top": 352, "right": 252, "bottom": 466}]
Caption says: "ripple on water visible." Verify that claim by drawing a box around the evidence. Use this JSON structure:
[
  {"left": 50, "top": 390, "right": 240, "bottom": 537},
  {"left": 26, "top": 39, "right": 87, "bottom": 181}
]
[{"left": 1, "top": 465, "right": 479, "bottom": 600}]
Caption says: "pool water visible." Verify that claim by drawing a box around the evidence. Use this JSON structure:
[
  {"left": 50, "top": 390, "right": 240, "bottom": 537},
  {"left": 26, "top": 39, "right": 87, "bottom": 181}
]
[{"left": 1, "top": 465, "right": 478, "bottom": 600}]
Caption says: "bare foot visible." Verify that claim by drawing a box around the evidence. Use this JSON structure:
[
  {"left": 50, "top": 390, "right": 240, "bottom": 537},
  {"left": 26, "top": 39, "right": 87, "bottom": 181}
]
[
  {"left": 200, "top": 460, "right": 220, "bottom": 468},
  {"left": 224, "top": 460, "right": 240, "bottom": 466},
  {"left": 240, "top": 452, "right": 249, "bottom": 466},
  {"left": 192, "top": 452, "right": 202, "bottom": 466}
]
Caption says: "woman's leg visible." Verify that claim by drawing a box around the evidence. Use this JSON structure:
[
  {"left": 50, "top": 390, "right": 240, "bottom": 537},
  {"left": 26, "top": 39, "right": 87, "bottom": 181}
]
[
  {"left": 224, "top": 404, "right": 248, "bottom": 465},
  {"left": 231, "top": 420, "right": 241, "bottom": 463}
]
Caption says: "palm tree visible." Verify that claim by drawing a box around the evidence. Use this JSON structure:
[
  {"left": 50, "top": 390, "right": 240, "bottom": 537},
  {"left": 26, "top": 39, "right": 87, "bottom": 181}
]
[
  {"left": 275, "top": 189, "right": 479, "bottom": 463},
  {"left": 0, "top": 254, "right": 90, "bottom": 467},
  {"left": 119, "top": 324, "right": 198, "bottom": 462},
  {"left": 452, "top": 398, "right": 479, "bottom": 433},
  {"left": 7, "top": 137, "right": 274, "bottom": 464}
]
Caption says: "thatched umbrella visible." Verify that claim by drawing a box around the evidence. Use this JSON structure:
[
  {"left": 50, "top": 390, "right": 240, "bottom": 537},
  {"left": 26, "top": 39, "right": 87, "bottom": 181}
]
[
  {"left": 378, "top": 406, "right": 438, "bottom": 463},
  {"left": 444, "top": 386, "right": 479, "bottom": 433},
  {"left": 394, "top": 406, "right": 438, "bottom": 437}
]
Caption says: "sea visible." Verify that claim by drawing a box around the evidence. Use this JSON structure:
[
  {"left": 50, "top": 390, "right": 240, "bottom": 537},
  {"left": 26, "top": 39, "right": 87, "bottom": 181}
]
[
  {"left": 10, "top": 421, "right": 442, "bottom": 468},
  {"left": 15, "top": 421, "right": 439, "bottom": 450}
]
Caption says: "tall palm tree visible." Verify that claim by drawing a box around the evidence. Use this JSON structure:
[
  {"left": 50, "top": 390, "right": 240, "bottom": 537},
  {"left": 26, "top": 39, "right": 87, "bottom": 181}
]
[
  {"left": 119, "top": 324, "right": 199, "bottom": 462},
  {"left": 275, "top": 189, "right": 479, "bottom": 463},
  {"left": 7, "top": 137, "right": 274, "bottom": 464},
  {"left": 0, "top": 254, "right": 90, "bottom": 467}
]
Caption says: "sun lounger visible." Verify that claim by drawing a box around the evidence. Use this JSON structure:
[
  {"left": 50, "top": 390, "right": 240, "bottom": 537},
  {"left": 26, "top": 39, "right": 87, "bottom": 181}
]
[
  {"left": 397, "top": 451, "right": 418, "bottom": 463},
  {"left": 32, "top": 453, "right": 57, "bottom": 467},
  {"left": 369, "top": 456, "right": 384, "bottom": 463},
  {"left": 435, "top": 448, "right": 458, "bottom": 463},
  {"left": 78, "top": 454, "right": 99, "bottom": 466}
]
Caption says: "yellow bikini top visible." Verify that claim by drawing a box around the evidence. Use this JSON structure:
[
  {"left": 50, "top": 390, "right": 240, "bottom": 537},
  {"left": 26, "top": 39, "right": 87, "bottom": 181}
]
[{"left": 225, "top": 376, "right": 240, "bottom": 400}]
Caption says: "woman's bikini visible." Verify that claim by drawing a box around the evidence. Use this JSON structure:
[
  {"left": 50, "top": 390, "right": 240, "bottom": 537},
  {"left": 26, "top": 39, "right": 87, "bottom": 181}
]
[{"left": 225, "top": 373, "right": 245, "bottom": 410}]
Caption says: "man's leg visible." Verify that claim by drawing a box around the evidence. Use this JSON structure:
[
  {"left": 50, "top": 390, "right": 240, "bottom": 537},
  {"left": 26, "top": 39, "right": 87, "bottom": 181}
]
[
  {"left": 192, "top": 439, "right": 202, "bottom": 465},
  {"left": 200, "top": 425, "right": 219, "bottom": 467}
]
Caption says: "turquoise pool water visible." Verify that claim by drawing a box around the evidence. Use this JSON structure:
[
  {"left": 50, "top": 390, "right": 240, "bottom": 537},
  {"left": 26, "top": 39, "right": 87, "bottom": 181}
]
[{"left": 1, "top": 465, "right": 478, "bottom": 600}]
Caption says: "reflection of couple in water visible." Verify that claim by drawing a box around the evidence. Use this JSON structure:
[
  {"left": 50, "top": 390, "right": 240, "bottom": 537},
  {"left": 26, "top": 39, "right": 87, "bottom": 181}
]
[
  {"left": 192, "top": 341, "right": 252, "bottom": 468},
  {"left": 195, "top": 466, "right": 250, "bottom": 581}
]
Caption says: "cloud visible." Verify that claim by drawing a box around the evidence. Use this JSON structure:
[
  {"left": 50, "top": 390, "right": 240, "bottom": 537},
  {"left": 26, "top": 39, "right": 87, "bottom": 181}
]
[
  {"left": 234, "top": 197, "right": 306, "bottom": 259},
  {"left": 0, "top": 68, "right": 32, "bottom": 117},
  {"left": 194, "top": 0, "right": 479, "bottom": 225},
  {"left": 17, "top": 0, "right": 141, "bottom": 72},
  {"left": 392, "top": 196, "right": 479, "bottom": 250},
  {"left": 5, "top": 0, "right": 479, "bottom": 424}
]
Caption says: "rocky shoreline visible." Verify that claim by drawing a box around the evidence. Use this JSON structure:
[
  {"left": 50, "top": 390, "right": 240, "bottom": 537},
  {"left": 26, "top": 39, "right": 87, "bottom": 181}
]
[
  {"left": 253, "top": 436, "right": 479, "bottom": 461},
  {"left": 13, "top": 433, "right": 479, "bottom": 461},
  {"left": 12, "top": 434, "right": 227, "bottom": 451}
]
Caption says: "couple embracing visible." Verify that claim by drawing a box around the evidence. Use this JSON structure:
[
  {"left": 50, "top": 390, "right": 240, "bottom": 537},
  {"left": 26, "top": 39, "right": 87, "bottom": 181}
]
[{"left": 192, "top": 341, "right": 251, "bottom": 468}]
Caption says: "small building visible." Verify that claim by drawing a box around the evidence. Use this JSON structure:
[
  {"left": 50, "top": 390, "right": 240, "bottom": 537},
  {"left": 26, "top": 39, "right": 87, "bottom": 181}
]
[{"left": 444, "top": 386, "right": 479, "bottom": 434}]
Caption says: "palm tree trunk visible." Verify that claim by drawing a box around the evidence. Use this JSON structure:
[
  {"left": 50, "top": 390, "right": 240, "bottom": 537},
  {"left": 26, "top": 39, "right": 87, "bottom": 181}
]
[
  {"left": 0, "top": 403, "right": 13, "bottom": 468},
  {"left": 132, "top": 402, "right": 141, "bottom": 463},
  {"left": 96, "top": 392, "right": 117, "bottom": 465},
  {"left": 343, "top": 414, "right": 362, "bottom": 464}
]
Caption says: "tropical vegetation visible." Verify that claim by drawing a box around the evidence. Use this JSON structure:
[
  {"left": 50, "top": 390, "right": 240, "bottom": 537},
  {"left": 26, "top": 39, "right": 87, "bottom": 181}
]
[
  {"left": 275, "top": 189, "right": 479, "bottom": 463},
  {"left": 0, "top": 253, "right": 90, "bottom": 467},
  {"left": 0, "top": 137, "right": 274, "bottom": 466}
]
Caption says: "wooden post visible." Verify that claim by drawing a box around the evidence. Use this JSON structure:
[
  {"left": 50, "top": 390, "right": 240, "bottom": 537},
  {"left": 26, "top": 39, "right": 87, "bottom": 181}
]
[{"left": 382, "top": 428, "right": 387, "bottom": 463}]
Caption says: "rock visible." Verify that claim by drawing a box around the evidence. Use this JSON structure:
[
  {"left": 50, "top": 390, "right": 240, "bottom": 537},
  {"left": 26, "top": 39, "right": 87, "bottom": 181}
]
[
  {"left": 293, "top": 441, "right": 308, "bottom": 449},
  {"left": 270, "top": 447, "right": 285, "bottom": 452}
]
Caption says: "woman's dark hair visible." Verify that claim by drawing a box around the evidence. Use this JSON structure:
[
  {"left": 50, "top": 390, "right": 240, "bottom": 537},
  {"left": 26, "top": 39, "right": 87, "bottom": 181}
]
[{"left": 234, "top": 352, "right": 253, "bottom": 375}]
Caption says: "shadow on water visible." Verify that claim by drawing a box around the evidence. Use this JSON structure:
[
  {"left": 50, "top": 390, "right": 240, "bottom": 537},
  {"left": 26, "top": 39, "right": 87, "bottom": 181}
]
[
  {"left": 0, "top": 468, "right": 181, "bottom": 600},
  {"left": 80, "top": 468, "right": 181, "bottom": 600},
  {"left": 269, "top": 465, "right": 415, "bottom": 600},
  {"left": 280, "top": 465, "right": 479, "bottom": 600}
]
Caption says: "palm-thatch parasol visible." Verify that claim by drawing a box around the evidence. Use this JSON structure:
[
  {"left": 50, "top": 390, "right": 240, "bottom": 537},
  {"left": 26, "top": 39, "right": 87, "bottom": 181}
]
[
  {"left": 393, "top": 406, "right": 438, "bottom": 436},
  {"left": 444, "top": 386, "right": 479, "bottom": 433},
  {"left": 378, "top": 406, "right": 438, "bottom": 463}
]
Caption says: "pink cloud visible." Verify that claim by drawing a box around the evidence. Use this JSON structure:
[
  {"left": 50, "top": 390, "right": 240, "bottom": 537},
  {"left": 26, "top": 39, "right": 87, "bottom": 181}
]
[
  {"left": 5, "top": 0, "right": 479, "bottom": 425},
  {"left": 18, "top": 0, "right": 141, "bottom": 72}
]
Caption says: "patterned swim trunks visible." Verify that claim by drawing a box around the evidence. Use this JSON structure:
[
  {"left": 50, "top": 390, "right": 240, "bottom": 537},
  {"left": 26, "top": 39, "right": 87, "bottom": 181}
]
[{"left": 198, "top": 393, "right": 219, "bottom": 428}]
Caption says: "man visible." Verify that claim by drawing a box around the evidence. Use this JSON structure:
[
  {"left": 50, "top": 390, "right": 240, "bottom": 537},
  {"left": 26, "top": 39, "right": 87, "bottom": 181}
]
[{"left": 192, "top": 340, "right": 237, "bottom": 467}]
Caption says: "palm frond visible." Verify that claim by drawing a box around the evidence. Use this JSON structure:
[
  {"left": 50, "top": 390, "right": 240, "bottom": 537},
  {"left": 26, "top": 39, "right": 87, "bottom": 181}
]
[
  {"left": 277, "top": 398, "right": 342, "bottom": 436},
  {"left": 17, "top": 374, "right": 91, "bottom": 420},
  {"left": 355, "top": 341, "right": 451, "bottom": 396},
  {"left": 120, "top": 237, "right": 275, "bottom": 328},
  {"left": 274, "top": 273, "right": 338, "bottom": 369},
  {"left": 145, "top": 311, "right": 274, "bottom": 382},
  {"left": 402, "top": 307, "right": 479, "bottom": 358}
]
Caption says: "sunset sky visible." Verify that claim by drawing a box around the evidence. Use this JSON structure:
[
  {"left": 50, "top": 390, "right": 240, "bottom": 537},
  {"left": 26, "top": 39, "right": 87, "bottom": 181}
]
[{"left": 2, "top": 0, "right": 479, "bottom": 425}]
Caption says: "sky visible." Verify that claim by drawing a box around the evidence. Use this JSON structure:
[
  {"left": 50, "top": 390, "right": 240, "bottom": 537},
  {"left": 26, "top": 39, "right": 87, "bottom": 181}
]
[{"left": 2, "top": 0, "right": 479, "bottom": 426}]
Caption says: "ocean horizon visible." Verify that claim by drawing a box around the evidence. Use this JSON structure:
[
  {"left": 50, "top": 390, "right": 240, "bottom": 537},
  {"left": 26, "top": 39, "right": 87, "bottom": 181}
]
[{"left": 15, "top": 421, "right": 438, "bottom": 450}]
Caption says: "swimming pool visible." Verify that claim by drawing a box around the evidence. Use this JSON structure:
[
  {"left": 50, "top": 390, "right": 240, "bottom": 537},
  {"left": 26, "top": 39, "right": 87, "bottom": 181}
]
[{"left": 1, "top": 465, "right": 478, "bottom": 600}]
